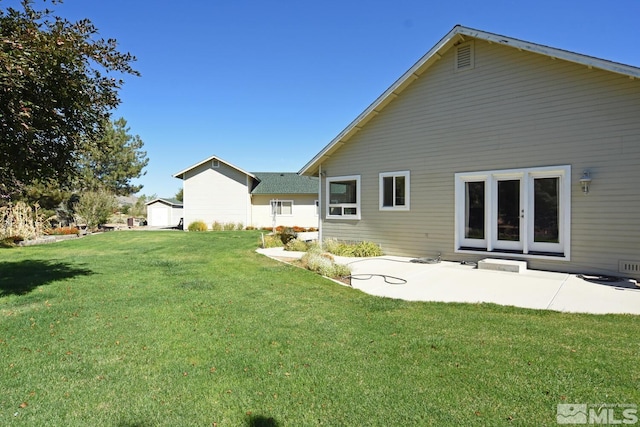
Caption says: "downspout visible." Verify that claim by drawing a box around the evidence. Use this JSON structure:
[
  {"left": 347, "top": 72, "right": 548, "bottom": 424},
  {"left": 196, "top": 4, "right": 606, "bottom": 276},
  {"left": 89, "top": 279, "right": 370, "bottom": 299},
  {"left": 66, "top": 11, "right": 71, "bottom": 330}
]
[{"left": 318, "top": 164, "right": 323, "bottom": 249}]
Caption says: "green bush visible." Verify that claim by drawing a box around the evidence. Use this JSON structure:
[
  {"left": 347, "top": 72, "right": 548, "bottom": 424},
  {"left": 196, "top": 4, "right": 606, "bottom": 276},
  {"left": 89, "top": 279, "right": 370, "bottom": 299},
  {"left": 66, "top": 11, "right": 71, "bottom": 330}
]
[
  {"left": 260, "top": 233, "right": 283, "bottom": 248},
  {"left": 285, "top": 238, "right": 308, "bottom": 252},
  {"left": 322, "top": 239, "right": 383, "bottom": 257},
  {"left": 279, "top": 227, "right": 297, "bottom": 245},
  {"left": 188, "top": 220, "right": 208, "bottom": 232},
  {"left": 211, "top": 221, "right": 223, "bottom": 231},
  {"left": 223, "top": 222, "right": 236, "bottom": 231},
  {"left": 300, "top": 249, "right": 351, "bottom": 279},
  {"left": 235, "top": 222, "right": 244, "bottom": 231},
  {"left": 350, "top": 241, "right": 383, "bottom": 257}
]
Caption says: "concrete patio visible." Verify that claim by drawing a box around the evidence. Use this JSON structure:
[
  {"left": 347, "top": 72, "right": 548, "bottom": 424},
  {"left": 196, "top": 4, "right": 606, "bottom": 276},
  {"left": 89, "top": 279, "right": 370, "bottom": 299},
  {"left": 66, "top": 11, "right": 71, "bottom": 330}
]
[{"left": 257, "top": 247, "right": 640, "bottom": 315}]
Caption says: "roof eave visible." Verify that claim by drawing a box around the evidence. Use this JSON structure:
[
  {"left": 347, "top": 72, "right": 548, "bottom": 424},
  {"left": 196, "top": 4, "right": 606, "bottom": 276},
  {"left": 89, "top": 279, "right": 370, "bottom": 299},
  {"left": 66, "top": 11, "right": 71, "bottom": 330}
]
[
  {"left": 173, "top": 155, "right": 258, "bottom": 180},
  {"left": 298, "top": 26, "right": 464, "bottom": 176},
  {"left": 299, "top": 25, "right": 640, "bottom": 176},
  {"left": 456, "top": 26, "right": 640, "bottom": 79}
]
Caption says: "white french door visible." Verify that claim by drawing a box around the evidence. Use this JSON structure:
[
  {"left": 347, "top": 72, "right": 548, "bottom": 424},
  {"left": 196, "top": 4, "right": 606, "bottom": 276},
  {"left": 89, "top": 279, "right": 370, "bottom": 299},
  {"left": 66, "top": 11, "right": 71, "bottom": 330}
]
[
  {"left": 492, "top": 176, "right": 524, "bottom": 251},
  {"left": 456, "top": 166, "right": 570, "bottom": 259}
]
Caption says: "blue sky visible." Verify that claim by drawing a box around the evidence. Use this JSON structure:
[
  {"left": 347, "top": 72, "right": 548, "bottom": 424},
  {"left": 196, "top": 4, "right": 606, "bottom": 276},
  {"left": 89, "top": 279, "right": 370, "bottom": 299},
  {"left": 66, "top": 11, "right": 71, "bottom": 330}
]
[{"left": 5, "top": 0, "right": 640, "bottom": 198}]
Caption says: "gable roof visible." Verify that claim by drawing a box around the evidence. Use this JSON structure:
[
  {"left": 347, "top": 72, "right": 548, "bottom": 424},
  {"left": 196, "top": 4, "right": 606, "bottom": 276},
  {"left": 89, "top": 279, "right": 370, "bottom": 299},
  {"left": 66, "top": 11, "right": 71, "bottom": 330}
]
[
  {"left": 299, "top": 25, "right": 640, "bottom": 176},
  {"left": 251, "top": 172, "right": 318, "bottom": 195},
  {"left": 173, "top": 155, "right": 257, "bottom": 180},
  {"left": 146, "top": 198, "right": 183, "bottom": 207}
]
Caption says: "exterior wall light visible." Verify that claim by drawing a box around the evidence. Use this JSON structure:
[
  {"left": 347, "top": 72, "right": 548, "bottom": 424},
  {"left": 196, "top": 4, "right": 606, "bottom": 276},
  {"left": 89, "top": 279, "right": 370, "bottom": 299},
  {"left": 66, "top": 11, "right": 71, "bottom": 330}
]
[{"left": 579, "top": 170, "right": 592, "bottom": 194}]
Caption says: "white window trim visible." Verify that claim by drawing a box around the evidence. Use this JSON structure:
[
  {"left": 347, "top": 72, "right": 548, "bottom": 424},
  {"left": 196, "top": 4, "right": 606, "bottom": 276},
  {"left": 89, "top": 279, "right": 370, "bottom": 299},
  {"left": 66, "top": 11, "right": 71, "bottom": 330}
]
[
  {"left": 454, "top": 165, "right": 571, "bottom": 261},
  {"left": 271, "top": 200, "right": 293, "bottom": 216},
  {"left": 326, "top": 175, "right": 361, "bottom": 220},
  {"left": 379, "top": 171, "right": 410, "bottom": 211}
]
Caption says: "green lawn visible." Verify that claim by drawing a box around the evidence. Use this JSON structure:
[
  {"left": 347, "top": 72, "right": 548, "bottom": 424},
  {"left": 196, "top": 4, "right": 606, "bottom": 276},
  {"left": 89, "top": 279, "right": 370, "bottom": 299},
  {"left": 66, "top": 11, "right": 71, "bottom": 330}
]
[{"left": 0, "top": 231, "right": 638, "bottom": 426}]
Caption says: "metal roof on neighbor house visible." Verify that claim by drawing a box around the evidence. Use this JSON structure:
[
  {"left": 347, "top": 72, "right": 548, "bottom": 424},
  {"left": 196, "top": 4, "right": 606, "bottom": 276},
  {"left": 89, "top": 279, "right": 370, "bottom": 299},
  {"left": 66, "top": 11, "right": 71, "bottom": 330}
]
[{"left": 251, "top": 172, "right": 318, "bottom": 195}]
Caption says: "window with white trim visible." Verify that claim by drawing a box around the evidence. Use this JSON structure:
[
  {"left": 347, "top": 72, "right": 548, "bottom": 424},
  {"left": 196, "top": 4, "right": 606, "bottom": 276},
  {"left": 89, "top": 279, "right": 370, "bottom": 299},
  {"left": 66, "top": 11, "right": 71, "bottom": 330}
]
[
  {"left": 327, "top": 175, "right": 361, "bottom": 219},
  {"left": 271, "top": 200, "right": 293, "bottom": 216},
  {"left": 454, "top": 165, "right": 571, "bottom": 259},
  {"left": 379, "top": 171, "right": 410, "bottom": 211}
]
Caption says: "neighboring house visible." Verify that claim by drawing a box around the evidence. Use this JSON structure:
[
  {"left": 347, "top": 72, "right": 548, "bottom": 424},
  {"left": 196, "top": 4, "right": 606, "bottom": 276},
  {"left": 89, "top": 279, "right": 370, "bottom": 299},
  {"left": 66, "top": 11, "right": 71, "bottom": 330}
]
[
  {"left": 145, "top": 198, "right": 183, "bottom": 228},
  {"left": 173, "top": 156, "right": 318, "bottom": 229},
  {"left": 300, "top": 25, "right": 640, "bottom": 279}
]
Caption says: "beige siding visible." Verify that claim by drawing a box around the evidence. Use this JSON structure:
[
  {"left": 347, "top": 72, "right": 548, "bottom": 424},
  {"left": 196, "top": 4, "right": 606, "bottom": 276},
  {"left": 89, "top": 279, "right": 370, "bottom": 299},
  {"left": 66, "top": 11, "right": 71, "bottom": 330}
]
[
  {"left": 320, "top": 39, "right": 640, "bottom": 278},
  {"left": 183, "top": 162, "right": 251, "bottom": 228},
  {"left": 251, "top": 194, "right": 319, "bottom": 229}
]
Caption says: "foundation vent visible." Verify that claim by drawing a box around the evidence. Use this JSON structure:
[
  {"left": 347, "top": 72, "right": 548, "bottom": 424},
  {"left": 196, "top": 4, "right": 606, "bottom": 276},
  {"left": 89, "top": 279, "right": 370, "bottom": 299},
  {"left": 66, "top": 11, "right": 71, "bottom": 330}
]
[{"left": 618, "top": 260, "right": 640, "bottom": 275}]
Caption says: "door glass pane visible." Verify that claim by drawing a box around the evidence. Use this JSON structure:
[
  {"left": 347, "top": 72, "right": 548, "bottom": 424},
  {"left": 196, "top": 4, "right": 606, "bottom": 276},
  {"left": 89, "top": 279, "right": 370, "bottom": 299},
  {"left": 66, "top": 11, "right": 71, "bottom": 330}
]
[
  {"left": 382, "top": 177, "right": 393, "bottom": 207},
  {"left": 497, "top": 180, "right": 520, "bottom": 241},
  {"left": 395, "top": 176, "right": 405, "bottom": 206},
  {"left": 465, "top": 181, "right": 485, "bottom": 239},
  {"left": 534, "top": 177, "right": 559, "bottom": 243}
]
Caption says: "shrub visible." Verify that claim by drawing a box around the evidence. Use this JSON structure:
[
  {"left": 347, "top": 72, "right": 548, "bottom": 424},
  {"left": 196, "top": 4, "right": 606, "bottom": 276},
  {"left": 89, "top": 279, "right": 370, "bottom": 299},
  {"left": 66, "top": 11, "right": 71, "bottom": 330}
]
[
  {"left": 300, "top": 249, "right": 351, "bottom": 279},
  {"left": 48, "top": 226, "right": 80, "bottom": 236},
  {"left": 321, "top": 238, "right": 342, "bottom": 255},
  {"left": 0, "top": 202, "right": 49, "bottom": 240},
  {"left": 350, "top": 241, "right": 383, "bottom": 257},
  {"left": 322, "top": 239, "right": 383, "bottom": 257},
  {"left": 211, "top": 221, "right": 223, "bottom": 231},
  {"left": 285, "top": 238, "right": 308, "bottom": 252},
  {"left": 235, "top": 222, "right": 244, "bottom": 231},
  {"left": 279, "top": 227, "right": 297, "bottom": 245},
  {"left": 1, "top": 236, "right": 24, "bottom": 247},
  {"left": 73, "top": 190, "right": 117, "bottom": 230},
  {"left": 188, "top": 220, "right": 208, "bottom": 232},
  {"left": 260, "top": 233, "right": 283, "bottom": 248},
  {"left": 223, "top": 222, "right": 236, "bottom": 231}
]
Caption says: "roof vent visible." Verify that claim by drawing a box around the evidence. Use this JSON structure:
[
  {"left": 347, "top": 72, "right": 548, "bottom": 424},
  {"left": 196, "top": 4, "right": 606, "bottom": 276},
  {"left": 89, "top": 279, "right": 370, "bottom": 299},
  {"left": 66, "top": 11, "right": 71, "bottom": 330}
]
[
  {"left": 455, "top": 41, "right": 474, "bottom": 71},
  {"left": 212, "top": 159, "right": 220, "bottom": 168}
]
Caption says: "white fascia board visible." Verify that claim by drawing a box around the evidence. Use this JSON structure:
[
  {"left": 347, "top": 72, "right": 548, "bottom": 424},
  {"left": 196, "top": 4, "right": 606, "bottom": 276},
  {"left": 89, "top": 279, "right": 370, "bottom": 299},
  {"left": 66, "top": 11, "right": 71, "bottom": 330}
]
[{"left": 456, "top": 26, "right": 640, "bottom": 79}]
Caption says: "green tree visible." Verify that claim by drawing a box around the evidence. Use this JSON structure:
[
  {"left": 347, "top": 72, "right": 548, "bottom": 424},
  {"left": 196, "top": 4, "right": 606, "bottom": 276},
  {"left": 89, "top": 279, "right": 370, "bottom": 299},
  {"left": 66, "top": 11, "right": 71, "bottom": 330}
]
[
  {"left": 175, "top": 187, "right": 183, "bottom": 202},
  {"left": 73, "top": 189, "right": 116, "bottom": 230},
  {"left": 0, "top": 0, "right": 139, "bottom": 198},
  {"left": 77, "top": 118, "right": 149, "bottom": 195},
  {"left": 131, "top": 193, "right": 156, "bottom": 217}
]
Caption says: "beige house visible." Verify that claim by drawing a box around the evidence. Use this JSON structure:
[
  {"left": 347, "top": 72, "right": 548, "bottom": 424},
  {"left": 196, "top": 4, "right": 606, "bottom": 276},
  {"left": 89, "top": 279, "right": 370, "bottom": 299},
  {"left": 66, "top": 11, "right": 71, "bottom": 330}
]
[
  {"left": 300, "top": 25, "right": 640, "bottom": 279},
  {"left": 173, "top": 155, "right": 318, "bottom": 229}
]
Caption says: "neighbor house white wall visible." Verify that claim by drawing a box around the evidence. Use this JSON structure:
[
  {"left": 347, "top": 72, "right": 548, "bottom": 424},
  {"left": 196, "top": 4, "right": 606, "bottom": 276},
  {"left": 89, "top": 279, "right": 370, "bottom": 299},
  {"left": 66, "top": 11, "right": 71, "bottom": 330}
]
[{"left": 182, "top": 161, "right": 251, "bottom": 228}]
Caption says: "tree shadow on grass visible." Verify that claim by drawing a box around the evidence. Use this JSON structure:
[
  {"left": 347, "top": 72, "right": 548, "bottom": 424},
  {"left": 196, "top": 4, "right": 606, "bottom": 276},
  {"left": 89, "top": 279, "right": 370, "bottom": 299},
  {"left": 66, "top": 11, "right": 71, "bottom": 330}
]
[
  {"left": 246, "top": 414, "right": 280, "bottom": 427},
  {"left": 0, "top": 259, "right": 94, "bottom": 296}
]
